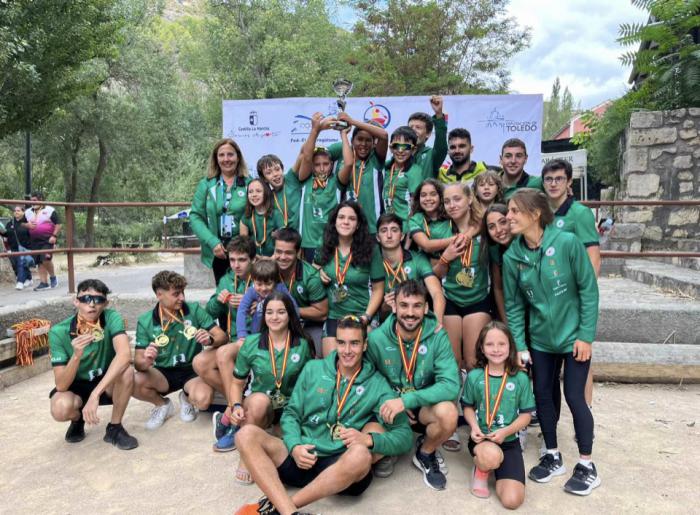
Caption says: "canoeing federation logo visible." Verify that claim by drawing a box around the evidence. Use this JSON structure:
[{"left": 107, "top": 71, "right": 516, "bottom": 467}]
[{"left": 364, "top": 102, "right": 391, "bottom": 128}]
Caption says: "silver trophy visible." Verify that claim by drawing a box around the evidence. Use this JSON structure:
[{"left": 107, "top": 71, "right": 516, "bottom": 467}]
[{"left": 329, "top": 79, "right": 353, "bottom": 130}]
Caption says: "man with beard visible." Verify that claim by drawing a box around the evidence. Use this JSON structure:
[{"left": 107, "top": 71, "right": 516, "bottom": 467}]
[
  {"left": 437, "top": 128, "right": 499, "bottom": 186},
  {"left": 366, "top": 280, "right": 460, "bottom": 491},
  {"left": 500, "top": 138, "right": 542, "bottom": 200}
]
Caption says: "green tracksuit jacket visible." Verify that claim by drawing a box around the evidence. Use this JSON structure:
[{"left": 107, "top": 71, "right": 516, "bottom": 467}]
[
  {"left": 502, "top": 225, "right": 599, "bottom": 354},
  {"left": 366, "top": 313, "right": 460, "bottom": 409},
  {"left": 414, "top": 115, "right": 448, "bottom": 181},
  {"left": 281, "top": 352, "right": 413, "bottom": 457}
]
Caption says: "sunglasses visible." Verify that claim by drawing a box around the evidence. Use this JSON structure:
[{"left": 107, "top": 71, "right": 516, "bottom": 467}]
[
  {"left": 390, "top": 143, "right": 414, "bottom": 152},
  {"left": 77, "top": 294, "right": 107, "bottom": 305},
  {"left": 314, "top": 146, "right": 327, "bottom": 153}
]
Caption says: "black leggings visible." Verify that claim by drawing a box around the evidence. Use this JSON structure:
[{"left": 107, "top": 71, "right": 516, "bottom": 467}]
[{"left": 531, "top": 348, "right": 594, "bottom": 456}]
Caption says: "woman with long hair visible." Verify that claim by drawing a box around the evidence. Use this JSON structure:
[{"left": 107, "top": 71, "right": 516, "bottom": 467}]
[
  {"left": 239, "top": 179, "right": 284, "bottom": 257},
  {"left": 313, "top": 200, "right": 384, "bottom": 356},
  {"left": 479, "top": 203, "right": 512, "bottom": 322},
  {"left": 408, "top": 178, "right": 453, "bottom": 259}
]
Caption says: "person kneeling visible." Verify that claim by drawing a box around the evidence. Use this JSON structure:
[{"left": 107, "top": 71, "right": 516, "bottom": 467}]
[
  {"left": 235, "top": 316, "right": 412, "bottom": 515},
  {"left": 49, "top": 279, "right": 138, "bottom": 450},
  {"left": 462, "top": 321, "right": 535, "bottom": 509}
]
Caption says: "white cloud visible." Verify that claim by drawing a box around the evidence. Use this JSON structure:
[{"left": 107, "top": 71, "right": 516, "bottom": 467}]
[{"left": 507, "top": 0, "right": 649, "bottom": 108}]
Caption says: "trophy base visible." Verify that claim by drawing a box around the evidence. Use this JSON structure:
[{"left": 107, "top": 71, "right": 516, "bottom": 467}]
[{"left": 329, "top": 121, "right": 349, "bottom": 130}]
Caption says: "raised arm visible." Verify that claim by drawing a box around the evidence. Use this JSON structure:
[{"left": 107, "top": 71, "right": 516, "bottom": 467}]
[
  {"left": 337, "top": 112, "right": 389, "bottom": 163},
  {"left": 337, "top": 128, "right": 355, "bottom": 187}
]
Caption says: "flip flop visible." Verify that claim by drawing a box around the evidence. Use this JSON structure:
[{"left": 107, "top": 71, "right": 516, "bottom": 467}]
[
  {"left": 471, "top": 466, "right": 490, "bottom": 498},
  {"left": 235, "top": 466, "right": 253, "bottom": 486},
  {"left": 442, "top": 431, "right": 461, "bottom": 452}
]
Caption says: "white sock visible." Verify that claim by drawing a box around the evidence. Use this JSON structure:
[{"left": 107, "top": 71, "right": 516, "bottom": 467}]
[
  {"left": 579, "top": 458, "right": 592, "bottom": 468},
  {"left": 546, "top": 448, "right": 560, "bottom": 457}
]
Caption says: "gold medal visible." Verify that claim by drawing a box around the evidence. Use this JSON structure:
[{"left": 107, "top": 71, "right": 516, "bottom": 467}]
[
  {"left": 400, "top": 385, "right": 416, "bottom": 394},
  {"left": 270, "top": 389, "right": 287, "bottom": 410},
  {"left": 92, "top": 328, "right": 104, "bottom": 341},
  {"left": 183, "top": 325, "right": 198, "bottom": 340},
  {"left": 334, "top": 285, "right": 349, "bottom": 303},
  {"left": 154, "top": 333, "right": 170, "bottom": 347},
  {"left": 456, "top": 268, "right": 475, "bottom": 288},
  {"left": 330, "top": 423, "right": 345, "bottom": 440},
  {"left": 333, "top": 249, "right": 352, "bottom": 305}
]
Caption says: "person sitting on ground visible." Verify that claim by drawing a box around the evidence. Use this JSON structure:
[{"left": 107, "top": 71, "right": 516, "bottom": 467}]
[
  {"left": 366, "top": 280, "right": 460, "bottom": 491},
  {"left": 133, "top": 271, "right": 227, "bottom": 430},
  {"left": 48, "top": 279, "right": 138, "bottom": 450},
  {"left": 234, "top": 315, "right": 412, "bottom": 515}
]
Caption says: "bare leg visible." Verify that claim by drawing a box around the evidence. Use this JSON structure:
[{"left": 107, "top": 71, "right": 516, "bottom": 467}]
[
  {"left": 133, "top": 369, "right": 169, "bottom": 406},
  {"left": 192, "top": 348, "right": 224, "bottom": 393},
  {"left": 321, "top": 337, "right": 337, "bottom": 357},
  {"left": 418, "top": 402, "right": 458, "bottom": 454},
  {"left": 216, "top": 342, "right": 242, "bottom": 417},
  {"left": 462, "top": 312, "right": 491, "bottom": 371},
  {"left": 237, "top": 393, "right": 274, "bottom": 480},
  {"left": 107, "top": 366, "right": 135, "bottom": 424},
  {"left": 50, "top": 391, "right": 82, "bottom": 422},
  {"left": 495, "top": 479, "right": 525, "bottom": 510},
  {"left": 184, "top": 377, "right": 214, "bottom": 410},
  {"left": 362, "top": 421, "right": 386, "bottom": 463},
  {"left": 443, "top": 315, "right": 463, "bottom": 368}
]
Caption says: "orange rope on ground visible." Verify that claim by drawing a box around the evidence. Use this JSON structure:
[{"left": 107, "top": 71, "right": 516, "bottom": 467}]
[{"left": 12, "top": 319, "right": 51, "bottom": 367}]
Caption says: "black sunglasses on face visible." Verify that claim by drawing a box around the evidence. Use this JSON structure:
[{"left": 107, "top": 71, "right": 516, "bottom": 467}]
[{"left": 77, "top": 294, "right": 107, "bottom": 305}]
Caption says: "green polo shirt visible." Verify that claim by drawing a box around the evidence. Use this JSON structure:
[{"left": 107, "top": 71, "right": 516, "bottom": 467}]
[
  {"left": 292, "top": 172, "right": 341, "bottom": 250},
  {"left": 414, "top": 116, "right": 448, "bottom": 181},
  {"left": 49, "top": 309, "right": 126, "bottom": 382},
  {"left": 233, "top": 333, "right": 313, "bottom": 399},
  {"left": 271, "top": 169, "right": 303, "bottom": 232},
  {"left": 284, "top": 260, "right": 327, "bottom": 309},
  {"left": 206, "top": 270, "right": 251, "bottom": 339},
  {"left": 382, "top": 160, "right": 423, "bottom": 229},
  {"left": 443, "top": 232, "right": 490, "bottom": 307},
  {"left": 554, "top": 196, "right": 600, "bottom": 247},
  {"left": 315, "top": 244, "right": 385, "bottom": 319},
  {"left": 381, "top": 249, "right": 435, "bottom": 293},
  {"left": 461, "top": 369, "right": 536, "bottom": 441},
  {"left": 242, "top": 210, "right": 285, "bottom": 257},
  {"left": 408, "top": 212, "right": 453, "bottom": 259},
  {"left": 135, "top": 301, "right": 216, "bottom": 369},
  {"left": 502, "top": 171, "right": 543, "bottom": 200},
  {"left": 328, "top": 142, "right": 383, "bottom": 234}
]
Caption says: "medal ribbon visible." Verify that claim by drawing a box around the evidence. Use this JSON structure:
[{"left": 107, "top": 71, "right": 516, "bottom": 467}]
[
  {"left": 273, "top": 188, "right": 288, "bottom": 225},
  {"left": 252, "top": 214, "right": 268, "bottom": 248},
  {"left": 268, "top": 332, "right": 291, "bottom": 390},
  {"left": 352, "top": 158, "right": 366, "bottom": 199},
  {"left": 387, "top": 163, "right": 399, "bottom": 204},
  {"left": 280, "top": 268, "right": 296, "bottom": 293},
  {"left": 423, "top": 218, "right": 431, "bottom": 238},
  {"left": 159, "top": 305, "right": 185, "bottom": 332},
  {"left": 382, "top": 258, "right": 406, "bottom": 289},
  {"left": 75, "top": 315, "right": 102, "bottom": 336},
  {"left": 313, "top": 175, "right": 328, "bottom": 190},
  {"left": 335, "top": 365, "right": 361, "bottom": 421},
  {"left": 397, "top": 326, "right": 423, "bottom": 385},
  {"left": 484, "top": 365, "right": 509, "bottom": 431},
  {"left": 227, "top": 276, "right": 251, "bottom": 335},
  {"left": 460, "top": 237, "right": 474, "bottom": 268},
  {"left": 334, "top": 248, "right": 353, "bottom": 287}
]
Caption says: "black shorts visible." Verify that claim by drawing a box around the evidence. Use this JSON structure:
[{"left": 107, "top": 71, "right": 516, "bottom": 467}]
[
  {"left": 467, "top": 438, "right": 525, "bottom": 484},
  {"left": 444, "top": 296, "right": 493, "bottom": 318},
  {"left": 323, "top": 318, "right": 339, "bottom": 338},
  {"left": 154, "top": 365, "right": 198, "bottom": 394},
  {"left": 277, "top": 453, "right": 373, "bottom": 496},
  {"left": 49, "top": 377, "right": 113, "bottom": 407},
  {"left": 32, "top": 240, "right": 54, "bottom": 264}
]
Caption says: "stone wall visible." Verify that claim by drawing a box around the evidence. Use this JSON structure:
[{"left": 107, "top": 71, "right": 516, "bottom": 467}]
[{"left": 618, "top": 108, "right": 700, "bottom": 248}]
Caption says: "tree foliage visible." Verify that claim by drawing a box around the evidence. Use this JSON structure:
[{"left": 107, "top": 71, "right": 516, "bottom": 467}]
[{"left": 543, "top": 77, "right": 577, "bottom": 140}]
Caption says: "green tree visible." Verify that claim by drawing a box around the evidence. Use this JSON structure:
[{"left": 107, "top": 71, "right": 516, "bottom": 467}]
[
  {"left": 543, "top": 77, "right": 577, "bottom": 139},
  {"left": 0, "top": 0, "right": 127, "bottom": 136},
  {"left": 348, "top": 0, "right": 531, "bottom": 95}
]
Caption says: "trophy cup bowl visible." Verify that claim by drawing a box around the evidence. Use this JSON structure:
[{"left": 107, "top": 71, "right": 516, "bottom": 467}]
[{"left": 329, "top": 78, "right": 353, "bottom": 130}]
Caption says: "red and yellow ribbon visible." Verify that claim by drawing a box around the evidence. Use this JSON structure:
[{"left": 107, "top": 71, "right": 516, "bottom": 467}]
[
  {"left": 335, "top": 365, "right": 362, "bottom": 421},
  {"left": 397, "top": 326, "right": 423, "bottom": 385},
  {"left": 484, "top": 365, "right": 509, "bottom": 431},
  {"left": 334, "top": 249, "right": 353, "bottom": 287},
  {"left": 269, "top": 331, "right": 291, "bottom": 390}
]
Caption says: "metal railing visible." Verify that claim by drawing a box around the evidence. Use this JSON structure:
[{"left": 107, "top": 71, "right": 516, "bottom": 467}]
[{"left": 1, "top": 198, "right": 699, "bottom": 293}]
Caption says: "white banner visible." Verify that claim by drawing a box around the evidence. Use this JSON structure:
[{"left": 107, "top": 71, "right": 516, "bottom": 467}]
[{"left": 222, "top": 94, "right": 543, "bottom": 176}]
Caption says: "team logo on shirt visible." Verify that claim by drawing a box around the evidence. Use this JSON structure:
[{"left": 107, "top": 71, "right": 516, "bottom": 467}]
[
  {"left": 356, "top": 386, "right": 365, "bottom": 396},
  {"left": 291, "top": 353, "right": 301, "bottom": 363},
  {"left": 404, "top": 266, "right": 412, "bottom": 275},
  {"left": 556, "top": 219, "right": 565, "bottom": 228},
  {"left": 506, "top": 382, "right": 515, "bottom": 391},
  {"left": 418, "top": 344, "right": 428, "bottom": 355},
  {"left": 184, "top": 319, "right": 192, "bottom": 327},
  {"left": 87, "top": 368, "right": 104, "bottom": 381},
  {"left": 296, "top": 285, "right": 304, "bottom": 294},
  {"left": 545, "top": 247, "right": 556, "bottom": 257},
  {"left": 238, "top": 190, "right": 245, "bottom": 197}
]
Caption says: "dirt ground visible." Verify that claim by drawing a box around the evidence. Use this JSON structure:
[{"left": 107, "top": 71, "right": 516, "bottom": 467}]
[{"left": 1, "top": 373, "right": 698, "bottom": 515}]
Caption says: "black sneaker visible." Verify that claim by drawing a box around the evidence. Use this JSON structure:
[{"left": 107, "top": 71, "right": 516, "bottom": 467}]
[
  {"left": 65, "top": 418, "right": 85, "bottom": 443},
  {"left": 33, "top": 282, "right": 50, "bottom": 292},
  {"left": 412, "top": 437, "right": 447, "bottom": 490},
  {"left": 104, "top": 423, "right": 139, "bottom": 450},
  {"left": 564, "top": 463, "right": 601, "bottom": 496},
  {"left": 528, "top": 412, "right": 540, "bottom": 427},
  {"left": 235, "top": 497, "right": 279, "bottom": 515},
  {"left": 528, "top": 452, "right": 566, "bottom": 483}
]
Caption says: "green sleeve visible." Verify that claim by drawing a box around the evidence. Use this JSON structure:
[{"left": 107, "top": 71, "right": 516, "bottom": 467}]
[
  {"left": 408, "top": 213, "right": 425, "bottom": 237},
  {"left": 49, "top": 326, "right": 70, "bottom": 366},
  {"left": 517, "top": 372, "right": 536, "bottom": 412},
  {"left": 281, "top": 362, "right": 309, "bottom": 452},
  {"left": 206, "top": 284, "right": 227, "bottom": 318},
  {"left": 272, "top": 210, "right": 285, "bottom": 231},
  {"left": 233, "top": 336, "right": 254, "bottom": 379},
  {"left": 189, "top": 179, "right": 221, "bottom": 251},
  {"left": 569, "top": 237, "right": 599, "bottom": 343},
  {"left": 327, "top": 142, "right": 343, "bottom": 161},
  {"left": 369, "top": 245, "right": 385, "bottom": 282},
  {"left": 401, "top": 332, "right": 460, "bottom": 410},
  {"left": 414, "top": 252, "right": 434, "bottom": 279},
  {"left": 575, "top": 204, "right": 600, "bottom": 247},
  {"left": 503, "top": 257, "right": 528, "bottom": 352},
  {"left": 431, "top": 116, "right": 448, "bottom": 176},
  {"left": 135, "top": 315, "right": 151, "bottom": 349},
  {"left": 460, "top": 370, "right": 478, "bottom": 407},
  {"left": 285, "top": 168, "right": 301, "bottom": 188},
  {"left": 407, "top": 166, "right": 423, "bottom": 195},
  {"left": 370, "top": 379, "right": 413, "bottom": 456},
  {"left": 193, "top": 303, "right": 216, "bottom": 331},
  {"left": 365, "top": 335, "right": 381, "bottom": 369},
  {"left": 105, "top": 310, "right": 126, "bottom": 336},
  {"left": 305, "top": 267, "right": 327, "bottom": 303}
]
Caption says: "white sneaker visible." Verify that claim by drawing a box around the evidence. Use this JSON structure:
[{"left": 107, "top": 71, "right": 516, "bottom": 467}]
[
  {"left": 179, "top": 390, "right": 198, "bottom": 422},
  {"left": 146, "top": 398, "right": 175, "bottom": 430},
  {"left": 436, "top": 449, "right": 449, "bottom": 475},
  {"left": 15, "top": 282, "right": 23, "bottom": 290},
  {"left": 23, "top": 279, "right": 33, "bottom": 287}
]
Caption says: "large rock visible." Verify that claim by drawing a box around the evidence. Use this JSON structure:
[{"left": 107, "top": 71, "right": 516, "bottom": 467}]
[
  {"left": 626, "top": 173, "right": 660, "bottom": 197},
  {"left": 629, "top": 128, "right": 677, "bottom": 146},
  {"left": 620, "top": 208, "right": 654, "bottom": 223},
  {"left": 673, "top": 155, "right": 694, "bottom": 169},
  {"left": 630, "top": 111, "right": 663, "bottom": 129},
  {"left": 668, "top": 208, "right": 700, "bottom": 226},
  {"left": 625, "top": 148, "right": 648, "bottom": 172}
]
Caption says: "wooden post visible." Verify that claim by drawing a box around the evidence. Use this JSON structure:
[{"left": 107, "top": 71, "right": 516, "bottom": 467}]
[{"left": 66, "top": 205, "right": 75, "bottom": 293}]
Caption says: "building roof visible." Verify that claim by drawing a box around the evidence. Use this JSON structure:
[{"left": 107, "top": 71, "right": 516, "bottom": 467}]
[{"left": 552, "top": 101, "right": 613, "bottom": 140}]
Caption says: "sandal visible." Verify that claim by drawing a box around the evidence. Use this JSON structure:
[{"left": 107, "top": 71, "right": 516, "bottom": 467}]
[
  {"left": 471, "top": 466, "right": 490, "bottom": 498},
  {"left": 442, "top": 431, "right": 461, "bottom": 452},
  {"left": 235, "top": 466, "right": 253, "bottom": 486}
]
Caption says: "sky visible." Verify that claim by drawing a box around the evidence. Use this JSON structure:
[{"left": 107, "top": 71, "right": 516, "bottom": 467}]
[{"left": 506, "top": 0, "right": 649, "bottom": 109}]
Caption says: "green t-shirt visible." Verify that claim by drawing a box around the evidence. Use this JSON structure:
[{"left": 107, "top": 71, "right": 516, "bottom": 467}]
[
  {"left": 315, "top": 244, "right": 385, "bottom": 319},
  {"left": 328, "top": 142, "right": 383, "bottom": 234},
  {"left": 233, "top": 333, "right": 313, "bottom": 399},
  {"left": 461, "top": 369, "right": 536, "bottom": 441},
  {"left": 408, "top": 212, "right": 453, "bottom": 259},
  {"left": 271, "top": 169, "right": 303, "bottom": 232},
  {"left": 502, "top": 171, "right": 543, "bottom": 200},
  {"left": 135, "top": 301, "right": 216, "bottom": 369},
  {"left": 414, "top": 116, "right": 448, "bottom": 181},
  {"left": 292, "top": 172, "right": 341, "bottom": 250},
  {"left": 206, "top": 270, "right": 251, "bottom": 340},
  {"left": 284, "top": 260, "right": 327, "bottom": 309},
  {"left": 242, "top": 209, "right": 285, "bottom": 257},
  {"left": 443, "top": 233, "right": 490, "bottom": 307},
  {"left": 49, "top": 309, "right": 126, "bottom": 382},
  {"left": 381, "top": 249, "right": 435, "bottom": 293},
  {"left": 382, "top": 160, "right": 423, "bottom": 228},
  {"left": 554, "top": 197, "right": 600, "bottom": 247}
]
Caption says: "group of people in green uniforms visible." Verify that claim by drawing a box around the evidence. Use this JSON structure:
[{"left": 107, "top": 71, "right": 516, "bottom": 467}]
[{"left": 47, "top": 97, "right": 603, "bottom": 513}]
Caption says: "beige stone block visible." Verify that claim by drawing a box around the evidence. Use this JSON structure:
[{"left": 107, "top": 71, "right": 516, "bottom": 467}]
[
  {"left": 669, "top": 108, "right": 687, "bottom": 118},
  {"left": 626, "top": 173, "right": 660, "bottom": 197},
  {"left": 668, "top": 208, "right": 700, "bottom": 226},
  {"left": 673, "top": 155, "right": 693, "bottom": 169},
  {"left": 625, "top": 148, "right": 648, "bottom": 172},
  {"left": 629, "top": 128, "right": 677, "bottom": 146},
  {"left": 677, "top": 171, "right": 694, "bottom": 181},
  {"left": 695, "top": 148, "right": 700, "bottom": 159},
  {"left": 650, "top": 147, "right": 677, "bottom": 160},
  {"left": 672, "top": 229, "right": 689, "bottom": 238},
  {"left": 621, "top": 208, "right": 654, "bottom": 223},
  {"left": 680, "top": 129, "right": 698, "bottom": 139},
  {"left": 683, "top": 120, "right": 695, "bottom": 129},
  {"left": 643, "top": 226, "right": 663, "bottom": 241},
  {"left": 630, "top": 111, "right": 663, "bottom": 129},
  {"left": 679, "top": 182, "right": 694, "bottom": 193},
  {"left": 689, "top": 108, "right": 700, "bottom": 116}
]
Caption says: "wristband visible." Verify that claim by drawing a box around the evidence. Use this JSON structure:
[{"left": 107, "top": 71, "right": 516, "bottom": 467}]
[{"left": 233, "top": 402, "right": 242, "bottom": 409}]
